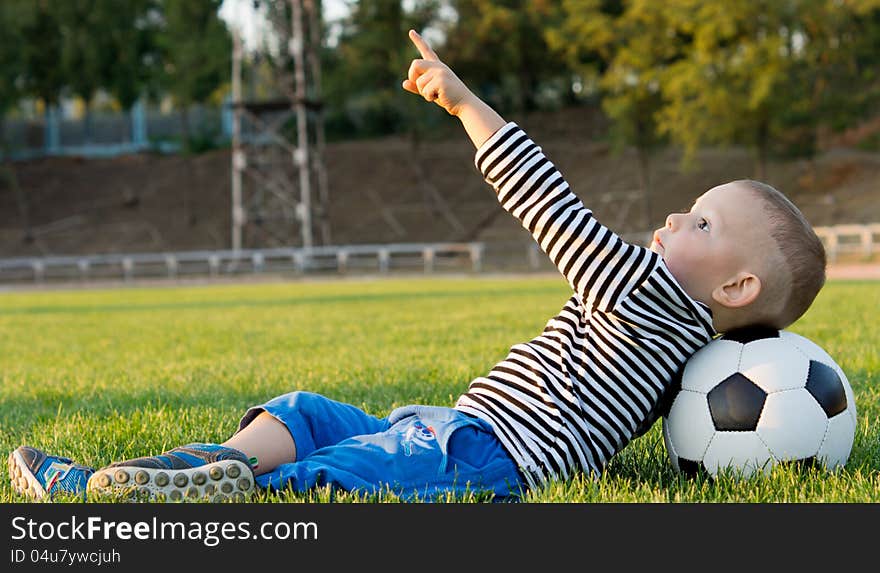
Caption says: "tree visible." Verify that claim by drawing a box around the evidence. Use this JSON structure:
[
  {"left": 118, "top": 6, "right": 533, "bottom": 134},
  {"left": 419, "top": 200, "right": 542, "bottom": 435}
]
[
  {"left": 158, "top": 0, "right": 231, "bottom": 147},
  {"left": 57, "top": 0, "right": 106, "bottom": 142},
  {"left": 0, "top": 0, "right": 31, "bottom": 243},
  {"left": 0, "top": 1, "right": 24, "bottom": 124},
  {"left": 442, "top": 0, "right": 567, "bottom": 119},
  {"left": 784, "top": 0, "right": 880, "bottom": 159},
  {"left": 656, "top": 0, "right": 800, "bottom": 179},
  {"left": 20, "top": 1, "right": 66, "bottom": 114},
  {"left": 326, "top": 0, "right": 439, "bottom": 136},
  {"left": 547, "top": 0, "right": 684, "bottom": 228},
  {"left": 99, "top": 0, "right": 161, "bottom": 134}
]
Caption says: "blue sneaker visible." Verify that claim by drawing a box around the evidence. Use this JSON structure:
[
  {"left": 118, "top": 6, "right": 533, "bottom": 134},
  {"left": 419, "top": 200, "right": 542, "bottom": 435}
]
[
  {"left": 8, "top": 446, "right": 95, "bottom": 501},
  {"left": 87, "top": 443, "right": 255, "bottom": 502}
]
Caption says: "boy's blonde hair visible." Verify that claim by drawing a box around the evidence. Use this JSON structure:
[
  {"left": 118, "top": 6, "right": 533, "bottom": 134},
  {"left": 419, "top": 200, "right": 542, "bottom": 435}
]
[{"left": 737, "top": 179, "right": 826, "bottom": 329}]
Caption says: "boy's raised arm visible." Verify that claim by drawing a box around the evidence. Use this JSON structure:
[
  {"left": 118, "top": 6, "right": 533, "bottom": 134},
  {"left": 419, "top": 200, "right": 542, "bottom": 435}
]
[
  {"left": 403, "top": 30, "right": 658, "bottom": 312},
  {"left": 401, "top": 30, "right": 505, "bottom": 149}
]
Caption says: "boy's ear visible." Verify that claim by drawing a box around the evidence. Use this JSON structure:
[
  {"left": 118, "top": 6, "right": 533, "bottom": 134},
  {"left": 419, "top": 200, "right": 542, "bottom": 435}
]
[{"left": 712, "top": 272, "right": 761, "bottom": 309}]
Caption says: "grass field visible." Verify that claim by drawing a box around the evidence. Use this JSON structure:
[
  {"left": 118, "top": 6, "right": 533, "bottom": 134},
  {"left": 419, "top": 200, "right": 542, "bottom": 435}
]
[{"left": 1, "top": 275, "right": 877, "bottom": 503}]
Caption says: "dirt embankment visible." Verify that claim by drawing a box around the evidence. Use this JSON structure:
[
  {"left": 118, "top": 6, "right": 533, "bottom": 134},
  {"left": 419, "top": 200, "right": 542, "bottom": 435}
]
[{"left": 2, "top": 106, "right": 879, "bottom": 260}]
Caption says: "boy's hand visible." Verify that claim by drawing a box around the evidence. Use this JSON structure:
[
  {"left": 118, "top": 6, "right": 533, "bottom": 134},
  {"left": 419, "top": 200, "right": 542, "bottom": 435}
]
[
  {"left": 402, "top": 29, "right": 506, "bottom": 148},
  {"left": 402, "top": 30, "right": 473, "bottom": 116}
]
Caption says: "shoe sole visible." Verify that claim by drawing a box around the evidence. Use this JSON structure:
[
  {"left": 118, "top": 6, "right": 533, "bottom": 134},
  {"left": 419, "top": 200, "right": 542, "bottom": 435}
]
[
  {"left": 87, "top": 459, "right": 254, "bottom": 502},
  {"left": 8, "top": 449, "right": 49, "bottom": 501}
]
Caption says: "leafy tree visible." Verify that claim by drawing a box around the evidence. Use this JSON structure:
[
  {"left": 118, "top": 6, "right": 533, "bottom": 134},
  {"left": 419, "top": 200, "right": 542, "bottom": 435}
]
[
  {"left": 0, "top": 0, "right": 30, "bottom": 242},
  {"left": 656, "top": 0, "right": 801, "bottom": 179},
  {"left": 57, "top": 0, "right": 106, "bottom": 142},
  {"left": 547, "top": 0, "right": 684, "bottom": 228},
  {"left": 99, "top": 0, "right": 162, "bottom": 128},
  {"left": 442, "top": 0, "right": 567, "bottom": 118},
  {"left": 0, "top": 1, "right": 24, "bottom": 123},
  {"left": 20, "top": 1, "right": 66, "bottom": 113},
  {"left": 326, "top": 0, "right": 439, "bottom": 137},
  {"left": 785, "top": 0, "right": 880, "bottom": 158},
  {"left": 158, "top": 0, "right": 231, "bottom": 147}
]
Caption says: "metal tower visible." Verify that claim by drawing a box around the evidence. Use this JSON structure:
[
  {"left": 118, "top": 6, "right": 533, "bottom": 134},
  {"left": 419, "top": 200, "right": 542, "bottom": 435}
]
[{"left": 230, "top": 0, "right": 330, "bottom": 251}]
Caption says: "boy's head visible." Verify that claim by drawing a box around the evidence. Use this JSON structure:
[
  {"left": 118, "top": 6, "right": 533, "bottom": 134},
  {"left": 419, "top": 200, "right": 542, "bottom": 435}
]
[{"left": 650, "top": 179, "right": 826, "bottom": 332}]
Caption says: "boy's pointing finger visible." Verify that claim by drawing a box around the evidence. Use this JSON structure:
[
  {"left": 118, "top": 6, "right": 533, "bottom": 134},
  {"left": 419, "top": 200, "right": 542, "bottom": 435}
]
[{"left": 409, "top": 29, "right": 439, "bottom": 61}]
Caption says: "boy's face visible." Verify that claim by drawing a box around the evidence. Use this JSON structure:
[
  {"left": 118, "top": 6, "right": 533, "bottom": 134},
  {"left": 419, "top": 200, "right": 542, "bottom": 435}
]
[{"left": 650, "top": 182, "right": 768, "bottom": 306}]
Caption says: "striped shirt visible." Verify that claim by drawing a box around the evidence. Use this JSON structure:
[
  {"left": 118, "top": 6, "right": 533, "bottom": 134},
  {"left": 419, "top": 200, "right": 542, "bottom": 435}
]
[{"left": 454, "top": 123, "right": 716, "bottom": 488}]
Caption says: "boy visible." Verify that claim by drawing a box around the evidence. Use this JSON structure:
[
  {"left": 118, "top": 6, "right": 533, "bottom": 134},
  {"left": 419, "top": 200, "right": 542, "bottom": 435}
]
[{"left": 8, "top": 30, "right": 826, "bottom": 502}]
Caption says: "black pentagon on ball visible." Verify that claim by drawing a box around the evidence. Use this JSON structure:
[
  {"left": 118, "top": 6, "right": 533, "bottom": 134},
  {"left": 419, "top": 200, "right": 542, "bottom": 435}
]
[
  {"left": 657, "top": 366, "right": 684, "bottom": 419},
  {"left": 805, "top": 360, "right": 847, "bottom": 418},
  {"left": 778, "top": 456, "right": 820, "bottom": 471},
  {"left": 677, "top": 458, "right": 710, "bottom": 479},
  {"left": 707, "top": 373, "right": 768, "bottom": 431},
  {"left": 720, "top": 326, "right": 780, "bottom": 344}
]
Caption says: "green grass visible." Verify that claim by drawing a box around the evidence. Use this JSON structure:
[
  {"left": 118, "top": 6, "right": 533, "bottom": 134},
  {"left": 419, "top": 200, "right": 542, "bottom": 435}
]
[{"left": 1, "top": 275, "right": 877, "bottom": 503}]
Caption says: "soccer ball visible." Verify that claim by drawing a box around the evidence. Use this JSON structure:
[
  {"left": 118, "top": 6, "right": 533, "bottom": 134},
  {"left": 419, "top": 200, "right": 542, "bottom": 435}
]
[{"left": 661, "top": 326, "right": 857, "bottom": 478}]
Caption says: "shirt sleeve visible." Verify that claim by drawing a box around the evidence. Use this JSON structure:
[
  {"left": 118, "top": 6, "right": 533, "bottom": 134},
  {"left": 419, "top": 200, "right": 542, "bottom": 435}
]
[{"left": 475, "top": 122, "right": 659, "bottom": 312}]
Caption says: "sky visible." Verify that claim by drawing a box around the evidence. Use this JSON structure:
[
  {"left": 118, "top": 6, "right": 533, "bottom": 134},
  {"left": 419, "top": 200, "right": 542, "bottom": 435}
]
[
  {"left": 218, "top": 0, "right": 350, "bottom": 50},
  {"left": 218, "top": 0, "right": 448, "bottom": 51}
]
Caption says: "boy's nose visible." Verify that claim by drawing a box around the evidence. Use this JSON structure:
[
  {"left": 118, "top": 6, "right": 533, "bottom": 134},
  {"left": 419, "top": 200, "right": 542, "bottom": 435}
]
[{"left": 665, "top": 213, "right": 680, "bottom": 230}]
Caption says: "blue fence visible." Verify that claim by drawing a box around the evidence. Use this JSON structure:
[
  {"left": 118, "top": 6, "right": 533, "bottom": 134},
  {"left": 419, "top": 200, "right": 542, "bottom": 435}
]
[{"left": 3, "top": 99, "right": 232, "bottom": 160}]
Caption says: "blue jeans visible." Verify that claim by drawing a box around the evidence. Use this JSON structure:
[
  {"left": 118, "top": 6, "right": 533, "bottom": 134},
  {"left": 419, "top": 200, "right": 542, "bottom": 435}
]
[{"left": 236, "top": 391, "right": 525, "bottom": 501}]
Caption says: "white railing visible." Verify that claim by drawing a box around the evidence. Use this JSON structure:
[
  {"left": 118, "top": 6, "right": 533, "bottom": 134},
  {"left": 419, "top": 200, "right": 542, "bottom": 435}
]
[
  {"left": 0, "top": 243, "right": 485, "bottom": 284},
  {"left": 814, "top": 223, "right": 880, "bottom": 263},
  {"left": 524, "top": 225, "right": 880, "bottom": 268},
  {"left": 1, "top": 223, "right": 875, "bottom": 285},
  {"left": 601, "top": 225, "right": 880, "bottom": 265}
]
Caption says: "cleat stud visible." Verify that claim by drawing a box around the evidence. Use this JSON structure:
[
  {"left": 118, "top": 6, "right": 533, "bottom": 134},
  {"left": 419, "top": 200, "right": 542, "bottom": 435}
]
[
  {"left": 232, "top": 492, "right": 245, "bottom": 502},
  {"left": 155, "top": 472, "right": 169, "bottom": 487},
  {"left": 114, "top": 470, "right": 130, "bottom": 484},
  {"left": 97, "top": 473, "right": 112, "bottom": 488},
  {"left": 173, "top": 473, "right": 188, "bottom": 487},
  {"left": 213, "top": 494, "right": 227, "bottom": 503},
  {"left": 220, "top": 482, "right": 233, "bottom": 494},
  {"left": 209, "top": 467, "right": 223, "bottom": 480},
  {"left": 226, "top": 465, "right": 241, "bottom": 478},
  {"left": 237, "top": 478, "right": 252, "bottom": 491},
  {"left": 186, "top": 486, "right": 199, "bottom": 499},
  {"left": 204, "top": 484, "right": 215, "bottom": 495},
  {"left": 192, "top": 472, "right": 207, "bottom": 485},
  {"left": 134, "top": 471, "right": 150, "bottom": 485},
  {"left": 169, "top": 490, "right": 182, "bottom": 501}
]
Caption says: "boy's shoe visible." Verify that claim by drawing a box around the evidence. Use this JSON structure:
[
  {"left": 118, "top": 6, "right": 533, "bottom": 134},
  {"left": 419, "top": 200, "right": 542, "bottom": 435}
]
[
  {"left": 8, "top": 446, "right": 95, "bottom": 501},
  {"left": 86, "top": 443, "right": 255, "bottom": 502}
]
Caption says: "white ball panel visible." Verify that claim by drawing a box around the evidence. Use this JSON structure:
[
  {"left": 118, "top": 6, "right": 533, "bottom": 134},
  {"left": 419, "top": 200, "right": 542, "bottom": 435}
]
[
  {"left": 664, "top": 390, "right": 715, "bottom": 461},
  {"left": 702, "top": 432, "right": 774, "bottom": 478},
  {"left": 680, "top": 340, "right": 742, "bottom": 393},
  {"left": 739, "top": 338, "right": 809, "bottom": 393},
  {"left": 780, "top": 330, "right": 835, "bottom": 364},
  {"left": 662, "top": 420, "right": 679, "bottom": 468},
  {"left": 757, "top": 390, "right": 828, "bottom": 460},
  {"left": 818, "top": 412, "right": 856, "bottom": 470},
  {"left": 780, "top": 331, "right": 856, "bottom": 420},
  {"left": 843, "top": 375, "right": 858, "bottom": 427}
]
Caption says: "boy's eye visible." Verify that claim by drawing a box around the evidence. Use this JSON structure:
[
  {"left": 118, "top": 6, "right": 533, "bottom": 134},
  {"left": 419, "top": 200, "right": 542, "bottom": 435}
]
[{"left": 697, "top": 218, "right": 710, "bottom": 231}]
